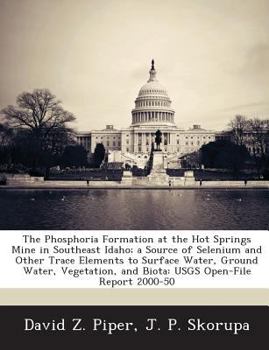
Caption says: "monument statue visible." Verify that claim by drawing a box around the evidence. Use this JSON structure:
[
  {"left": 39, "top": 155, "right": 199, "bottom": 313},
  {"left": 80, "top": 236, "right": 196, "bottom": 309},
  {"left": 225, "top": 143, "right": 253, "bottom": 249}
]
[
  {"left": 148, "top": 128, "right": 169, "bottom": 184},
  {"left": 155, "top": 129, "right": 162, "bottom": 151}
]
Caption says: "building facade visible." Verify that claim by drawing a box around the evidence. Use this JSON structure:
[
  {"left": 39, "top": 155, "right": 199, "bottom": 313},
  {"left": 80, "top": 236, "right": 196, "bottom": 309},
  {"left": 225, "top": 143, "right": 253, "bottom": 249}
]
[{"left": 76, "top": 61, "right": 216, "bottom": 168}]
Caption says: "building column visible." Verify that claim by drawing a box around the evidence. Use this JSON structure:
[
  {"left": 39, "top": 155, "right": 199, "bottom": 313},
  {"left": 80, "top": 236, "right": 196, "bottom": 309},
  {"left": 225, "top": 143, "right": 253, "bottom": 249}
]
[{"left": 134, "top": 133, "right": 137, "bottom": 152}]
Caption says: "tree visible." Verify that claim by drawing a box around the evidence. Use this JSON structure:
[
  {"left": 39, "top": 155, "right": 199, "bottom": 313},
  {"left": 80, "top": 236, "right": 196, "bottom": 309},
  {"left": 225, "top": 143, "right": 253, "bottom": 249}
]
[
  {"left": 1, "top": 89, "right": 75, "bottom": 169},
  {"left": 181, "top": 150, "right": 201, "bottom": 169},
  {"left": 247, "top": 118, "right": 269, "bottom": 174},
  {"left": 200, "top": 140, "right": 249, "bottom": 173},
  {"left": 0, "top": 123, "right": 13, "bottom": 167},
  {"left": 1, "top": 89, "right": 75, "bottom": 133},
  {"left": 93, "top": 143, "right": 105, "bottom": 168},
  {"left": 61, "top": 145, "right": 88, "bottom": 168},
  {"left": 0, "top": 123, "right": 13, "bottom": 147},
  {"left": 248, "top": 118, "right": 269, "bottom": 158},
  {"left": 228, "top": 115, "right": 248, "bottom": 146}
]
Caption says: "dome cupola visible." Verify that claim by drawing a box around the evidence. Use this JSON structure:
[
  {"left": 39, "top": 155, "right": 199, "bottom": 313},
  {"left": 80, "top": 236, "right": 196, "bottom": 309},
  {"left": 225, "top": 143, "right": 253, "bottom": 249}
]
[{"left": 132, "top": 60, "right": 175, "bottom": 126}]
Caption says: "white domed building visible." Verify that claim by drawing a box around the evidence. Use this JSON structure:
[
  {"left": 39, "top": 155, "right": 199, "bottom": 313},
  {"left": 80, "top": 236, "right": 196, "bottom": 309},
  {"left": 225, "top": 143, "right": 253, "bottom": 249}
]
[
  {"left": 131, "top": 60, "right": 175, "bottom": 128},
  {"left": 76, "top": 60, "right": 216, "bottom": 168}
]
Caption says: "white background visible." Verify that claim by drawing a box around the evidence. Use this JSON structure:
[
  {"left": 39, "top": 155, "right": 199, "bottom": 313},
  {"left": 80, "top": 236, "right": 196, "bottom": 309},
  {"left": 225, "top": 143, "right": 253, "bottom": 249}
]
[{"left": 0, "top": 230, "right": 268, "bottom": 288}]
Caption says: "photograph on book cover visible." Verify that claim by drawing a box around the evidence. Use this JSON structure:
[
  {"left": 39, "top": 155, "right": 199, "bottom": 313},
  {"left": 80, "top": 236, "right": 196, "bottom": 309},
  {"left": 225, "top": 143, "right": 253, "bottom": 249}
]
[{"left": 0, "top": 0, "right": 268, "bottom": 308}]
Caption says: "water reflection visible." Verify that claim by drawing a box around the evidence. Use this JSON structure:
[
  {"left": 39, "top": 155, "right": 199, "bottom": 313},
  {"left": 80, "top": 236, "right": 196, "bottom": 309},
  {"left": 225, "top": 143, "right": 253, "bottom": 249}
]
[{"left": 0, "top": 189, "right": 268, "bottom": 230}]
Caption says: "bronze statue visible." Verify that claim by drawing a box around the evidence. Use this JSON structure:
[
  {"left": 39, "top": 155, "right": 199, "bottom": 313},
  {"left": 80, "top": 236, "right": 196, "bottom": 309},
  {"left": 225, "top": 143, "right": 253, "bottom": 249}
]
[{"left": 155, "top": 129, "right": 162, "bottom": 151}]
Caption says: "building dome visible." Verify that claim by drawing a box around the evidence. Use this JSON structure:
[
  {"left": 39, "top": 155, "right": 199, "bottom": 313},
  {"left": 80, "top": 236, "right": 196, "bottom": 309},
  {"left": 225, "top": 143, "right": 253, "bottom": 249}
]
[
  {"left": 138, "top": 81, "right": 168, "bottom": 97},
  {"left": 132, "top": 60, "right": 175, "bottom": 126}
]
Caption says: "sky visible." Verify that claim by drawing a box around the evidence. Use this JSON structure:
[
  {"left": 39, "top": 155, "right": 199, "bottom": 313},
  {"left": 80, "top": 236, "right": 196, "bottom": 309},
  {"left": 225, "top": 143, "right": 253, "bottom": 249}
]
[{"left": 0, "top": 0, "right": 269, "bottom": 132}]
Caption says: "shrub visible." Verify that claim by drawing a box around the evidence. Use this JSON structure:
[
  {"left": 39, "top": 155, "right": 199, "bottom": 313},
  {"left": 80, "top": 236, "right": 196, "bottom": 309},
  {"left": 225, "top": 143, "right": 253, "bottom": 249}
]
[{"left": 0, "top": 174, "right": 7, "bottom": 185}]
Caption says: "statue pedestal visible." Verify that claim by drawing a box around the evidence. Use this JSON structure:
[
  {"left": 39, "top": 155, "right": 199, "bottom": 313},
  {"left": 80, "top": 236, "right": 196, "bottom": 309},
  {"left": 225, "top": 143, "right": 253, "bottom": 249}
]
[
  {"left": 121, "top": 170, "right": 133, "bottom": 185},
  {"left": 184, "top": 170, "right": 195, "bottom": 184},
  {"left": 148, "top": 151, "right": 169, "bottom": 185},
  {"left": 151, "top": 151, "right": 166, "bottom": 173}
]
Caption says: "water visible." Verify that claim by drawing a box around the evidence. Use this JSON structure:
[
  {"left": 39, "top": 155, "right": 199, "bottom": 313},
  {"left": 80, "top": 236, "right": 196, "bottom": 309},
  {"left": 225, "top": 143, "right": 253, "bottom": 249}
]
[{"left": 0, "top": 189, "right": 268, "bottom": 230}]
